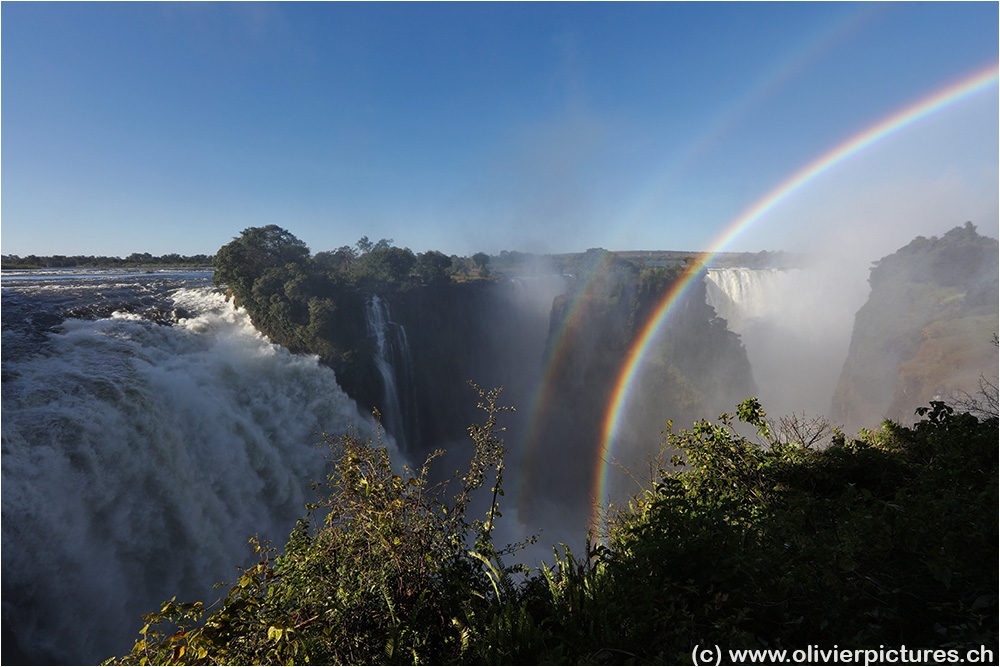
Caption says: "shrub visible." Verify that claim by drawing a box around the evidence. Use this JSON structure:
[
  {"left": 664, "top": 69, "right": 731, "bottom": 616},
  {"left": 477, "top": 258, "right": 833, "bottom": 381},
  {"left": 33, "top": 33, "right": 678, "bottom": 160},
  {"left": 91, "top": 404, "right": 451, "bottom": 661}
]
[
  {"left": 106, "top": 385, "right": 530, "bottom": 666},
  {"left": 106, "top": 397, "right": 998, "bottom": 664}
]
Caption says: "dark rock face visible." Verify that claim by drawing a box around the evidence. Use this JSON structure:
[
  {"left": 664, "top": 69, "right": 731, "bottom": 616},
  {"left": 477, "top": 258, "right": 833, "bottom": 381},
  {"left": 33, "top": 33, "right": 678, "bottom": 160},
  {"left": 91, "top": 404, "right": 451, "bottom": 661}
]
[
  {"left": 385, "top": 280, "right": 558, "bottom": 457},
  {"left": 832, "top": 223, "right": 999, "bottom": 429},
  {"left": 516, "top": 261, "right": 755, "bottom": 532},
  {"left": 244, "top": 252, "right": 756, "bottom": 538},
  {"left": 367, "top": 259, "right": 755, "bottom": 535}
]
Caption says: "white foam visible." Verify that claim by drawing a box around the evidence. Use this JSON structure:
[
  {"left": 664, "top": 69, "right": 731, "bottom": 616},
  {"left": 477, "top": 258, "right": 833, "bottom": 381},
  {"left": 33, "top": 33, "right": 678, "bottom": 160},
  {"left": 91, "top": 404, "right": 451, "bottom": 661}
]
[{"left": 2, "top": 286, "right": 384, "bottom": 663}]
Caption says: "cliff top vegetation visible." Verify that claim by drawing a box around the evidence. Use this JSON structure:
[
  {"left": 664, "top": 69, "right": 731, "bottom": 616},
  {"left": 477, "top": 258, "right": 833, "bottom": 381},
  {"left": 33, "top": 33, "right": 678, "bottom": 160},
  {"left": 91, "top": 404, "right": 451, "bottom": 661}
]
[
  {"left": 100, "top": 224, "right": 997, "bottom": 664},
  {"left": 833, "top": 222, "right": 999, "bottom": 427},
  {"left": 207, "top": 226, "right": 728, "bottom": 422}
]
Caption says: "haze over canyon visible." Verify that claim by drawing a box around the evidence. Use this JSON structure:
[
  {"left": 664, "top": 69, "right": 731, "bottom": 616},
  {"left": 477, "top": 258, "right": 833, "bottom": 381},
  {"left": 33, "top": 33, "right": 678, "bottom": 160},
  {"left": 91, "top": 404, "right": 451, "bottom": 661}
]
[{"left": 1, "top": 221, "right": 997, "bottom": 664}]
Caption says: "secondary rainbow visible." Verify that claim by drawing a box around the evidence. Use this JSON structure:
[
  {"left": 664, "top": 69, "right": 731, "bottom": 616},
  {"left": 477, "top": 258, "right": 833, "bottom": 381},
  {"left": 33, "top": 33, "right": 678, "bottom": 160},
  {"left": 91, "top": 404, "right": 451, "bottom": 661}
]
[
  {"left": 516, "top": 251, "right": 617, "bottom": 499},
  {"left": 592, "top": 62, "right": 999, "bottom": 530},
  {"left": 615, "top": 4, "right": 881, "bottom": 238}
]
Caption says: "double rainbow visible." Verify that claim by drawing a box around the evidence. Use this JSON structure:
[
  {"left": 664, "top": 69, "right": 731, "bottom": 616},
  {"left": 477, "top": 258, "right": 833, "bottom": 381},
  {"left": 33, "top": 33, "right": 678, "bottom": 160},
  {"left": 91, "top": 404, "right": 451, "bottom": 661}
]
[{"left": 592, "top": 62, "right": 999, "bottom": 529}]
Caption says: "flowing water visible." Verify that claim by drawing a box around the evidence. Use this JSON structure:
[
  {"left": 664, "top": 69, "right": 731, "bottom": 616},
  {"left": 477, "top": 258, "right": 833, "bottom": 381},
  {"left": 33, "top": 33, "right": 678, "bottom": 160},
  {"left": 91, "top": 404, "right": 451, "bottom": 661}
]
[
  {"left": 705, "top": 267, "right": 856, "bottom": 417},
  {"left": 1, "top": 269, "right": 381, "bottom": 664},
  {"left": 2, "top": 266, "right": 789, "bottom": 663},
  {"left": 365, "top": 294, "right": 416, "bottom": 451},
  {"left": 704, "top": 268, "right": 790, "bottom": 331}
]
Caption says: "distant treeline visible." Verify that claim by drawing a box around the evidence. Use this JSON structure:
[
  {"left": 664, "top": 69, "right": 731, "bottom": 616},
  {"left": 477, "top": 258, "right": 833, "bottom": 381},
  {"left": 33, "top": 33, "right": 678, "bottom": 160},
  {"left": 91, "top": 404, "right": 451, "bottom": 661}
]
[
  {"left": 612, "top": 248, "right": 799, "bottom": 268},
  {"left": 2, "top": 247, "right": 797, "bottom": 272},
  {"left": 1, "top": 253, "right": 215, "bottom": 269}
]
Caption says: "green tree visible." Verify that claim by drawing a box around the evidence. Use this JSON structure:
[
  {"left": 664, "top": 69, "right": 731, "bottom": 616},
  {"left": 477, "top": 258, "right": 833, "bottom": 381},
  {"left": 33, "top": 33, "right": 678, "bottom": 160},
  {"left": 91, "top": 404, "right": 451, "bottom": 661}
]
[
  {"left": 472, "top": 252, "right": 491, "bottom": 278},
  {"left": 372, "top": 238, "right": 394, "bottom": 252},
  {"left": 416, "top": 250, "right": 453, "bottom": 285},
  {"left": 594, "top": 399, "right": 998, "bottom": 659},
  {"left": 313, "top": 246, "right": 357, "bottom": 272},
  {"left": 359, "top": 246, "right": 417, "bottom": 287},
  {"left": 213, "top": 226, "right": 310, "bottom": 301}
]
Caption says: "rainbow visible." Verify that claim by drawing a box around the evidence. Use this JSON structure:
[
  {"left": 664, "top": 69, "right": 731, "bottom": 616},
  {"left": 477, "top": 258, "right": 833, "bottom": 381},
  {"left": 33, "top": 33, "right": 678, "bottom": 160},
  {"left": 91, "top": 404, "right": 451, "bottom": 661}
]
[
  {"left": 592, "top": 62, "right": 999, "bottom": 529},
  {"left": 517, "top": 5, "right": 881, "bottom": 502},
  {"left": 516, "top": 250, "right": 617, "bottom": 500},
  {"left": 614, "top": 4, "right": 882, "bottom": 242}
]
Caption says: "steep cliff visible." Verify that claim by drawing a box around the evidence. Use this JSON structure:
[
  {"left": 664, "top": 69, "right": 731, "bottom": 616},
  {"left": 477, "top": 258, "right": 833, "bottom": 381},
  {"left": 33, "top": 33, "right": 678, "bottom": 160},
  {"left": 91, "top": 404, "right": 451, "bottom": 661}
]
[
  {"left": 212, "top": 228, "right": 757, "bottom": 535},
  {"left": 383, "top": 276, "right": 565, "bottom": 458},
  {"left": 517, "top": 252, "right": 755, "bottom": 532},
  {"left": 832, "top": 223, "right": 999, "bottom": 428},
  {"left": 377, "top": 254, "right": 754, "bottom": 535}
]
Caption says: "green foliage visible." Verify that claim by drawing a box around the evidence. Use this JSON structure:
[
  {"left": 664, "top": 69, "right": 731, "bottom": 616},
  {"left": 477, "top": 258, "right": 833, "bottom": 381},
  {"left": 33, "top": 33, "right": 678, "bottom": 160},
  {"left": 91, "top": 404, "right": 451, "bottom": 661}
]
[
  {"left": 596, "top": 399, "right": 997, "bottom": 658},
  {"left": 214, "top": 225, "right": 311, "bottom": 299},
  {"left": 2, "top": 252, "right": 214, "bottom": 269},
  {"left": 416, "top": 250, "right": 453, "bottom": 285},
  {"left": 471, "top": 252, "right": 491, "bottom": 278},
  {"left": 106, "top": 385, "right": 534, "bottom": 666},
  {"left": 357, "top": 246, "right": 417, "bottom": 288},
  {"left": 207, "top": 225, "right": 526, "bottom": 418},
  {"left": 106, "top": 391, "right": 997, "bottom": 665}
]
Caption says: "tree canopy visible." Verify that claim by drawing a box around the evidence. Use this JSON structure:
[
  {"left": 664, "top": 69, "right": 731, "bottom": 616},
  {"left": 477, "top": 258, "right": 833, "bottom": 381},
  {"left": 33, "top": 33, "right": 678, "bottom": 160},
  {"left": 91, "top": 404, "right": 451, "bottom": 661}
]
[
  {"left": 207, "top": 226, "right": 505, "bottom": 413},
  {"left": 213, "top": 225, "right": 311, "bottom": 296}
]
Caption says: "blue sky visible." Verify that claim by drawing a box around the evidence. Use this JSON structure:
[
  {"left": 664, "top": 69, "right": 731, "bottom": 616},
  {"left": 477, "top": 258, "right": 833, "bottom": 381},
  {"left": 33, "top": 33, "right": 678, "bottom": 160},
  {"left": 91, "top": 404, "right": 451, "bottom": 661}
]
[{"left": 3, "top": 2, "right": 997, "bottom": 258}]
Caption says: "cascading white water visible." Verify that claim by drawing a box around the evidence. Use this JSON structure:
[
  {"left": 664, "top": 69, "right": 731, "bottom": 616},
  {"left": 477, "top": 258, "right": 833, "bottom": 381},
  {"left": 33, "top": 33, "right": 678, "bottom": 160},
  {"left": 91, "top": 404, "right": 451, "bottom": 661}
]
[
  {"left": 703, "top": 266, "right": 858, "bottom": 417},
  {"left": 507, "top": 275, "right": 570, "bottom": 321},
  {"left": 1, "top": 286, "right": 383, "bottom": 664},
  {"left": 364, "top": 295, "right": 414, "bottom": 449},
  {"left": 704, "top": 268, "right": 787, "bottom": 331}
]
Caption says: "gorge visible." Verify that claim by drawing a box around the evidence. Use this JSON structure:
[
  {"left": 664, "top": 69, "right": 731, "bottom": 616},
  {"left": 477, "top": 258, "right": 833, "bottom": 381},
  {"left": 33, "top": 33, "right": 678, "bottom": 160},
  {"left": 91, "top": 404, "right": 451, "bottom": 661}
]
[{"left": 2, "top": 223, "right": 996, "bottom": 664}]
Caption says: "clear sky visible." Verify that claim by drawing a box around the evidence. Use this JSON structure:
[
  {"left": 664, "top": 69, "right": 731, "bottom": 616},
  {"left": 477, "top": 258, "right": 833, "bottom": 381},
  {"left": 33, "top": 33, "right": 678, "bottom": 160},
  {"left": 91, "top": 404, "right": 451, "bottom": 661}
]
[{"left": 2, "top": 2, "right": 997, "bottom": 258}]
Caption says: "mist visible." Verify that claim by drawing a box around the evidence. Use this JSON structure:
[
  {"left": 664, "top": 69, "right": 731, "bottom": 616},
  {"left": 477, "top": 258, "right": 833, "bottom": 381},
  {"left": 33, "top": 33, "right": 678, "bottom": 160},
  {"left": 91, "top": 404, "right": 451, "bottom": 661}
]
[
  {"left": 5, "top": 220, "right": 996, "bottom": 663},
  {"left": 706, "top": 261, "right": 865, "bottom": 420}
]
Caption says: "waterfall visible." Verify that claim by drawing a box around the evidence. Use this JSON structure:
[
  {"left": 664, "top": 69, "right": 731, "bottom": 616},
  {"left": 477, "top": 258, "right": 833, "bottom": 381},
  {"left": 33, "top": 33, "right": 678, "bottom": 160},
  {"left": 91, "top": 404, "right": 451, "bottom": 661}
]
[
  {"left": 1, "top": 286, "right": 382, "bottom": 664},
  {"left": 507, "top": 275, "right": 569, "bottom": 321},
  {"left": 704, "top": 267, "right": 787, "bottom": 332},
  {"left": 364, "top": 295, "right": 415, "bottom": 449},
  {"left": 703, "top": 266, "right": 857, "bottom": 417}
]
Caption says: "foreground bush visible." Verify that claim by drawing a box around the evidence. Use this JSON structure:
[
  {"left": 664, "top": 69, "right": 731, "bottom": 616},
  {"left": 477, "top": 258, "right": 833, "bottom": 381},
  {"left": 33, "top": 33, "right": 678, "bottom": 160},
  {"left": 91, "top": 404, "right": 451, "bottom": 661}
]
[
  {"left": 587, "top": 400, "right": 998, "bottom": 662},
  {"left": 107, "top": 385, "right": 529, "bottom": 665},
  {"left": 106, "top": 398, "right": 997, "bottom": 665}
]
